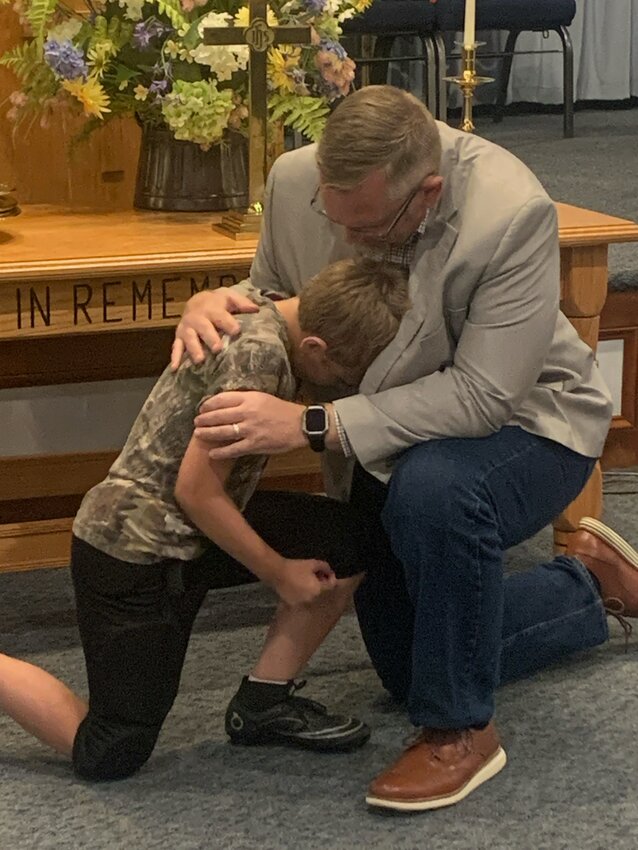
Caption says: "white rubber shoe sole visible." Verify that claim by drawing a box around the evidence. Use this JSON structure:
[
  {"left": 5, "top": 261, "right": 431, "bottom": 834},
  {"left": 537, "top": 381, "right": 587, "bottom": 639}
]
[
  {"left": 365, "top": 746, "right": 507, "bottom": 812},
  {"left": 578, "top": 517, "right": 638, "bottom": 569}
]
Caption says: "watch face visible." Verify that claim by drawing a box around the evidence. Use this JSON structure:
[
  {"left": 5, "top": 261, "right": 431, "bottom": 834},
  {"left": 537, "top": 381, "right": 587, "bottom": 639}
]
[{"left": 305, "top": 406, "right": 327, "bottom": 434}]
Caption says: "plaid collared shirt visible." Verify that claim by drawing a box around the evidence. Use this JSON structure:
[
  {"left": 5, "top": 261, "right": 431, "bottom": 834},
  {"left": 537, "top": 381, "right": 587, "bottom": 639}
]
[{"left": 372, "top": 210, "right": 431, "bottom": 268}]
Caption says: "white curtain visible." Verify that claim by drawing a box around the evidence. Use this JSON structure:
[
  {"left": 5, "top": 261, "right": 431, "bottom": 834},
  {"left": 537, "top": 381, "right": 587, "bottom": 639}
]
[
  {"left": 507, "top": 0, "right": 638, "bottom": 103},
  {"left": 397, "top": 0, "right": 638, "bottom": 107}
]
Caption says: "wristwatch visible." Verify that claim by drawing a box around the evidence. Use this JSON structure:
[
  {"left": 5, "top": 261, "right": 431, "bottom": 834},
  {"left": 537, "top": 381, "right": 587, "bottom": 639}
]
[{"left": 302, "top": 404, "right": 329, "bottom": 453}]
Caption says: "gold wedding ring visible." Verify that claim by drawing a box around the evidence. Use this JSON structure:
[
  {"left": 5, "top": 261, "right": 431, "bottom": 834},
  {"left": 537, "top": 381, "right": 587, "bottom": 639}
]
[{"left": 232, "top": 423, "right": 241, "bottom": 439}]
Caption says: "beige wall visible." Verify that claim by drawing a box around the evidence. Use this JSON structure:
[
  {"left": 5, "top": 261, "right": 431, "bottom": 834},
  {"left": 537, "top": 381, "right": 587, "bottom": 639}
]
[{"left": 0, "top": 7, "right": 140, "bottom": 209}]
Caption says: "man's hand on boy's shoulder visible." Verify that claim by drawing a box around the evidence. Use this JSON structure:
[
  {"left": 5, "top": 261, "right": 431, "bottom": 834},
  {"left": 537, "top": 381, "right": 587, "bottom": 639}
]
[
  {"left": 171, "top": 289, "right": 259, "bottom": 369},
  {"left": 195, "top": 391, "right": 307, "bottom": 459}
]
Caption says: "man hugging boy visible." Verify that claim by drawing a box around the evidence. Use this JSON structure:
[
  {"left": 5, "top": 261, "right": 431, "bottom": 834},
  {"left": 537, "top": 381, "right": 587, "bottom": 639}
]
[{"left": 0, "top": 258, "right": 409, "bottom": 781}]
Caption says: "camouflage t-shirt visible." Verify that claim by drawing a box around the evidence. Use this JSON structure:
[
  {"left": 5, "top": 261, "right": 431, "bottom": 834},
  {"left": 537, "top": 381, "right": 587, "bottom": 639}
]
[{"left": 72, "top": 295, "right": 295, "bottom": 564}]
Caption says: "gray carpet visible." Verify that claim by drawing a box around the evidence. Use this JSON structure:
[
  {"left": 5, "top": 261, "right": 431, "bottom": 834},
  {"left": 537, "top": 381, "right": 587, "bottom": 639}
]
[
  {"left": 481, "top": 108, "right": 638, "bottom": 291},
  {"left": 1, "top": 109, "right": 638, "bottom": 849}
]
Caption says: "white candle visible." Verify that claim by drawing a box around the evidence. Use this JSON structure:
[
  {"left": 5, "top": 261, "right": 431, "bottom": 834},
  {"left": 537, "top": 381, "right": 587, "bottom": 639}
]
[{"left": 463, "top": 0, "right": 476, "bottom": 48}]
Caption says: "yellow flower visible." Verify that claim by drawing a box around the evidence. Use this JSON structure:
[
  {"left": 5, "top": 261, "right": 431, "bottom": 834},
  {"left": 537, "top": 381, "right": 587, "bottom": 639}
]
[
  {"left": 234, "top": 4, "right": 278, "bottom": 27},
  {"left": 353, "top": 0, "right": 372, "bottom": 10},
  {"left": 268, "top": 46, "right": 301, "bottom": 94},
  {"left": 133, "top": 84, "right": 149, "bottom": 101},
  {"left": 87, "top": 40, "right": 116, "bottom": 78},
  {"left": 61, "top": 77, "right": 111, "bottom": 119},
  {"left": 165, "top": 40, "right": 181, "bottom": 59}
]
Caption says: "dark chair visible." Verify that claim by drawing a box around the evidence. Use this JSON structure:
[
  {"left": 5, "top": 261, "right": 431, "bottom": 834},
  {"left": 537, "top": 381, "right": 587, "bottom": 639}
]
[
  {"left": 435, "top": 0, "right": 577, "bottom": 137},
  {"left": 342, "top": 1, "right": 447, "bottom": 119}
]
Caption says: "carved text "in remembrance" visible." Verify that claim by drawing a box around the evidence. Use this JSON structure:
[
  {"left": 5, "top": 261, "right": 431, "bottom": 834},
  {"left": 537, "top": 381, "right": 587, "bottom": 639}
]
[{"left": 0, "top": 269, "right": 248, "bottom": 340}]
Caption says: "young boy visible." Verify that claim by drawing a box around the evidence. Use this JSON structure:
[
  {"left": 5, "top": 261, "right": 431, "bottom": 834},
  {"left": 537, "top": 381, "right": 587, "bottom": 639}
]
[{"left": 0, "top": 258, "right": 410, "bottom": 781}]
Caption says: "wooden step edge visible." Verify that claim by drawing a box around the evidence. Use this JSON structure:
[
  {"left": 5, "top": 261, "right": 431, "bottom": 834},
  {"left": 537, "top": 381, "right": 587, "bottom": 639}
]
[{"left": 0, "top": 517, "right": 72, "bottom": 573}]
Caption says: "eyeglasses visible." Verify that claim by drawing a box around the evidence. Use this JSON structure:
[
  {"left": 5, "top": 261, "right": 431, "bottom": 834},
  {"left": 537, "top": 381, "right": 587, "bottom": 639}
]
[{"left": 310, "top": 183, "right": 422, "bottom": 240}]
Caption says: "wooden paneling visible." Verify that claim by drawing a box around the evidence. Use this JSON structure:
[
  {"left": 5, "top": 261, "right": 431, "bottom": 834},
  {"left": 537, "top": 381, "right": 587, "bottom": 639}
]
[
  {"left": 0, "top": 447, "right": 321, "bottom": 505},
  {"left": 0, "top": 9, "right": 140, "bottom": 209},
  {"left": 0, "top": 327, "right": 174, "bottom": 388},
  {"left": 0, "top": 518, "right": 73, "bottom": 572},
  {"left": 600, "top": 290, "right": 638, "bottom": 468},
  {"left": 0, "top": 448, "right": 321, "bottom": 571}
]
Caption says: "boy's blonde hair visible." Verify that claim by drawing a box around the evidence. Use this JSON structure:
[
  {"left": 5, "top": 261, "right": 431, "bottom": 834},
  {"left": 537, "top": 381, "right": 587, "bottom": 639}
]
[{"left": 298, "top": 258, "right": 410, "bottom": 382}]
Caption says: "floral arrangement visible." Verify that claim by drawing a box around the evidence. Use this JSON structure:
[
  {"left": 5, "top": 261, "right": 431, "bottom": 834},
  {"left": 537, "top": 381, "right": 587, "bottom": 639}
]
[{"left": 0, "top": 0, "right": 371, "bottom": 147}]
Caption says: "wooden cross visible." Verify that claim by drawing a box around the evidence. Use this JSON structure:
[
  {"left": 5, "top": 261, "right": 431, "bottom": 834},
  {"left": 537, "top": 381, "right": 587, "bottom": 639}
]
[{"left": 204, "top": 1, "right": 311, "bottom": 234}]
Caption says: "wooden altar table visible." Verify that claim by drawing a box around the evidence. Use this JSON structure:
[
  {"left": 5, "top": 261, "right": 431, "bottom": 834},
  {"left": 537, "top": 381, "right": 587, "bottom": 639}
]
[{"left": 1, "top": 202, "right": 637, "bottom": 571}]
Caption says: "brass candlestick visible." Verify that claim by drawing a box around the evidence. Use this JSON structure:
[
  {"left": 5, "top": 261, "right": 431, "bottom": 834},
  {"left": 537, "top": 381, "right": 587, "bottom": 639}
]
[{"left": 444, "top": 43, "right": 494, "bottom": 133}]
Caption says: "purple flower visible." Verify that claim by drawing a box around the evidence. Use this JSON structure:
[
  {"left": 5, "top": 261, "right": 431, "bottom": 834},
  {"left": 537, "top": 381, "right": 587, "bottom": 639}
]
[
  {"left": 134, "top": 19, "right": 170, "bottom": 49},
  {"left": 153, "top": 59, "right": 173, "bottom": 79},
  {"left": 319, "top": 38, "right": 348, "bottom": 60},
  {"left": 303, "top": 0, "right": 326, "bottom": 11},
  {"left": 149, "top": 78, "right": 169, "bottom": 96},
  {"left": 43, "top": 40, "right": 88, "bottom": 80}
]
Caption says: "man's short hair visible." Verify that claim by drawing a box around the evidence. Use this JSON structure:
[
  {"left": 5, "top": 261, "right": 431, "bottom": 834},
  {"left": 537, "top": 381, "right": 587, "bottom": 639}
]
[
  {"left": 316, "top": 85, "right": 442, "bottom": 199},
  {"left": 298, "top": 258, "right": 410, "bottom": 383}
]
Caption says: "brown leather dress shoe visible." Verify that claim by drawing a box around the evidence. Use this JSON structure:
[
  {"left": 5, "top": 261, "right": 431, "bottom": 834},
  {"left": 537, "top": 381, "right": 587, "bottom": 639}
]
[
  {"left": 366, "top": 722, "right": 506, "bottom": 811},
  {"left": 566, "top": 517, "right": 638, "bottom": 618}
]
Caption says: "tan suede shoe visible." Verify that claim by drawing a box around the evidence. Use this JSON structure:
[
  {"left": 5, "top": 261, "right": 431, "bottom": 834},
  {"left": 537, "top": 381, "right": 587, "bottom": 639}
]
[
  {"left": 366, "top": 722, "right": 507, "bottom": 812},
  {"left": 566, "top": 517, "right": 638, "bottom": 618}
]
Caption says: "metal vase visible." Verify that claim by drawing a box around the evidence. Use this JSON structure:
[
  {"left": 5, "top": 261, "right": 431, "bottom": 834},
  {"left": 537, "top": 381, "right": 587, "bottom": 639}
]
[{"left": 134, "top": 125, "right": 249, "bottom": 212}]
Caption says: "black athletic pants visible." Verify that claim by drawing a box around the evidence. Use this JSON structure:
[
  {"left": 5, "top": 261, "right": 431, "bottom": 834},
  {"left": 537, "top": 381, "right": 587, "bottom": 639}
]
[{"left": 70, "top": 490, "right": 375, "bottom": 781}]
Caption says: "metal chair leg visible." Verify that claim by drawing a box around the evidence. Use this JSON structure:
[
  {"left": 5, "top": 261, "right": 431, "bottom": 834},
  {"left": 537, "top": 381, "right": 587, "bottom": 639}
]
[
  {"left": 358, "top": 33, "right": 373, "bottom": 88},
  {"left": 493, "top": 29, "right": 520, "bottom": 124},
  {"left": 432, "top": 32, "right": 448, "bottom": 120},
  {"left": 557, "top": 24, "right": 575, "bottom": 138},
  {"left": 371, "top": 35, "right": 396, "bottom": 85},
  {"left": 421, "top": 34, "right": 438, "bottom": 116}
]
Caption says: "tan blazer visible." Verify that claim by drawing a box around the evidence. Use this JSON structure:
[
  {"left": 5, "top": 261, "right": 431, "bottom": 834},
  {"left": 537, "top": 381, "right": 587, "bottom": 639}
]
[{"left": 249, "top": 123, "right": 613, "bottom": 489}]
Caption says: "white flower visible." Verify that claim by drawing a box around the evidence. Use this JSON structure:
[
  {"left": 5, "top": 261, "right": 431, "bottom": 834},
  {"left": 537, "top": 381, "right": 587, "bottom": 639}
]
[
  {"left": 47, "top": 19, "right": 83, "bottom": 42},
  {"left": 197, "top": 11, "right": 233, "bottom": 30},
  {"left": 117, "top": 0, "right": 145, "bottom": 21},
  {"left": 324, "top": 0, "right": 343, "bottom": 15},
  {"left": 191, "top": 12, "right": 249, "bottom": 79}
]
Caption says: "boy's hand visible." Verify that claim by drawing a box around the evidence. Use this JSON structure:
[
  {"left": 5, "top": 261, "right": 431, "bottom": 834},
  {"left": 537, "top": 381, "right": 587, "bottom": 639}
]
[
  {"left": 171, "top": 289, "right": 259, "bottom": 369},
  {"left": 274, "top": 559, "right": 337, "bottom": 607}
]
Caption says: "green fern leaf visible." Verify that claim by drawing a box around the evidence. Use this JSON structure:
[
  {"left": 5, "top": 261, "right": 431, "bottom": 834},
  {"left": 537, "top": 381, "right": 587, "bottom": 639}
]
[
  {"left": 25, "top": 0, "right": 58, "bottom": 46},
  {"left": 153, "top": 0, "right": 188, "bottom": 29},
  {"left": 268, "top": 93, "right": 329, "bottom": 142}
]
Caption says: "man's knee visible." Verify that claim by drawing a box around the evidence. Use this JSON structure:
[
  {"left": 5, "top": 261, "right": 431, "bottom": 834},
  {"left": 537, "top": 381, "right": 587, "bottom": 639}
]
[
  {"left": 384, "top": 442, "right": 476, "bottom": 527},
  {"left": 72, "top": 713, "right": 160, "bottom": 782}
]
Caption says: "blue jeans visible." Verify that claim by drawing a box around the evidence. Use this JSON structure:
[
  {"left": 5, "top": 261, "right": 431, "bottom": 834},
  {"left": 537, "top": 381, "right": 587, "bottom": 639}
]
[{"left": 352, "top": 426, "right": 609, "bottom": 730}]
